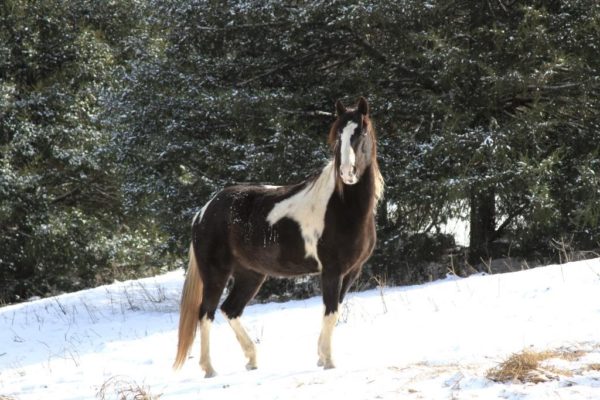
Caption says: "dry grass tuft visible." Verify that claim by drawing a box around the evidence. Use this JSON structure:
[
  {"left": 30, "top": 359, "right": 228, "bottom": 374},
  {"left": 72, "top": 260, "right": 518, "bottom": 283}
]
[
  {"left": 585, "top": 363, "right": 600, "bottom": 371},
  {"left": 487, "top": 349, "right": 576, "bottom": 384},
  {"left": 553, "top": 348, "right": 587, "bottom": 361},
  {"left": 96, "top": 376, "right": 161, "bottom": 400},
  {"left": 0, "top": 395, "right": 18, "bottom": 400}
]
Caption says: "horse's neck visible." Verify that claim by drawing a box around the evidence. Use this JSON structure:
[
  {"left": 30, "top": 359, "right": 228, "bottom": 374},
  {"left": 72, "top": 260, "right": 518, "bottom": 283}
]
[
  {"left": 298, "top": 161, "right": 377, "bottom": 220},
  {"left": 338, "top": 164, "right": 377, "bottom": 219}
]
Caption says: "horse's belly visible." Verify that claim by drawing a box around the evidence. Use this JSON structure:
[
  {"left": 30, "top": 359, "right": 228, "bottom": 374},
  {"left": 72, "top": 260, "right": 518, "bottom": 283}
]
[
  {"left": 266, "top": 256, "right": 321, "bottom": 277},
  {"left": 234, "top": 245, "right": 321, "bottom": 277}
]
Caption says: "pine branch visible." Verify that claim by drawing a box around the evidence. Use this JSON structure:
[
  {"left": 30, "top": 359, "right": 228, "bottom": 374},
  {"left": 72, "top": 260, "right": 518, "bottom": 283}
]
[
  {"left": 317, "top": 55, "right": 354, "bottom": 72},
  {"left": 352, "top": 34, "right": 387, "bottom": 63},
  {"left": 527, "top": 83, "right": 581, "bottom": 92},
  {"left": 235, "top": 63, "right": 292, "bottom": 87},
  {"left": 279, "top": 109, "right": 333, "bottom": 117},
  {"left": 493, "top": 202, "right": 529, "bottom": 240},
  {"left": 51, "top": 186, "right": 82, "bottom": 204},
  {"left": 196, "top": 22, "right": 288, "bottom": 32},
  {"left": 235, "top": 51, "right": 320, "bottom": 87}
]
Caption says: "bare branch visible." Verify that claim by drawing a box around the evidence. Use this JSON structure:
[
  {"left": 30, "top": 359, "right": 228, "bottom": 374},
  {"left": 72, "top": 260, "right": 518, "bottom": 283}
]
[
  {"left": 317, "top": 55, "right": 354, "bottom": 72},
  {"left": 527, "top": 83, "right": 581, "bottom": 91},
  {"left": 196, "top": 22, "right": 288, "bottom": 32},
  {"left": 279, "top": 109, "right": 333, "bottom": 117}
]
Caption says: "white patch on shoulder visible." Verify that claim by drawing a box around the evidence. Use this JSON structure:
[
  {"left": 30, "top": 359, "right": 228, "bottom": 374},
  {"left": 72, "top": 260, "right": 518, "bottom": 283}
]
[
  {"left": 266, "top": 162, "right": 336, "bottom": 270},
  {"left": 192, "top": 196, "right": 215, "bottom": 226}
]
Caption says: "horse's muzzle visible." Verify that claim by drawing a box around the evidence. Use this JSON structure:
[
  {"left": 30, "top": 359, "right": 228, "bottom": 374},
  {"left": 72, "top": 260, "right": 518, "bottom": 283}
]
[{"left": 340, "top": 164, "right": 358, "bottom": 185}]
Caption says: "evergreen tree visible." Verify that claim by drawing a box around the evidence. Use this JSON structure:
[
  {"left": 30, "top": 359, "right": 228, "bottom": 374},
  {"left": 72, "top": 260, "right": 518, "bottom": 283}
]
[
  {"left": 2, "top": 0, "right": 598, "bottom": 303},
  {"left": 0, "top": 0, "right": 167, "bottom": 302}
]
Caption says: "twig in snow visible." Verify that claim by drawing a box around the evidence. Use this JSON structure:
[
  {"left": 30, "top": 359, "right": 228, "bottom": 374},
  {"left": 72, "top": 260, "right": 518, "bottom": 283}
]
[{"left": 372, "top": 274, "right": 388, "bottom": 314}]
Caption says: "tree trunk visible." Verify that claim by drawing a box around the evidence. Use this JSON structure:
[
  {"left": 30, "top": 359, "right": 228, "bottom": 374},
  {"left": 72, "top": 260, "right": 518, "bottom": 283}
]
[{"left": 468, "top": 186, "right": 496, "bottom": 265}]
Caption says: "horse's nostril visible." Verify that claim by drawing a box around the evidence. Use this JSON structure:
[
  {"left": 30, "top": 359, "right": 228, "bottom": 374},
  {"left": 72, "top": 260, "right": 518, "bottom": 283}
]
[{"left": 340, "top": 165, "right": 356, "bottom": 180}]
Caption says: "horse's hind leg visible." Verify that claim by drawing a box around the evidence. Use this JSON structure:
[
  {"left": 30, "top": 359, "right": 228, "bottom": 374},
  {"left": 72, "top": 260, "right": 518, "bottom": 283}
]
[
  {"left": 198, "top": 269, "right": 230, "bottom": 378},
  {"left": 220, "top": 268, "right": 266, "bottom": 370},
  {"left": 198, "top": 314, "right": 216, "bottom": 377}
]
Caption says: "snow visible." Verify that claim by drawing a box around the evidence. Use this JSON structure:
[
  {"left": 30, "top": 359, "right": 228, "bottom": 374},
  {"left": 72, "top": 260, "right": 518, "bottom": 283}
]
[
  {"left": 2, "top": 258, "right": 600, "bottom": 399},
  {"left": 441, "top": 215, "right": 469, "bottom": 246}
]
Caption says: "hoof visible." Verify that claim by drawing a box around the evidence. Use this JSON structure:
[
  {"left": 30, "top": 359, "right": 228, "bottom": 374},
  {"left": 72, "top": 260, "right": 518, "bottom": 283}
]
[
  {"left": 323, "top": 361, "right": 336, "bottom": 370},
  {"left": 246, "top": 362, "right": 258, "bottom": 371},
  {"left": 204, "top": 368, "right": 217, "bottom": 378},
  {"left": 317, "top": 358, "right": 335, "bottom": 369},
  {"left": 201, "top": 361, "right": 217, "bottom": 378}
]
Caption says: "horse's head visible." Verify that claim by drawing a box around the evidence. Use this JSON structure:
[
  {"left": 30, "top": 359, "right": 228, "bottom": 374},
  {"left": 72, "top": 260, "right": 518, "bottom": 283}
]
[{"left": 328, "top": 97, "right": 376, "bottom": 186}]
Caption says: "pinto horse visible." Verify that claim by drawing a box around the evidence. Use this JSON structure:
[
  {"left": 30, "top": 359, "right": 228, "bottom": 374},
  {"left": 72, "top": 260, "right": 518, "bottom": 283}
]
[{"left": 173, "top": 97, "right": 384, "bottom": 377}]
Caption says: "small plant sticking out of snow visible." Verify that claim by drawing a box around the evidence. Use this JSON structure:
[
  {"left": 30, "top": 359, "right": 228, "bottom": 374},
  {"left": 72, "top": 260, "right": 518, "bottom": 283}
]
[
  {"left": 372, "top": 274, "right": 388, "bottom": 314},
  {"left": 95, "top": 376, "right": 161, "bottom": 400},
  {"left": 0, "top": 395, "right": 19, "bottom": 400}
]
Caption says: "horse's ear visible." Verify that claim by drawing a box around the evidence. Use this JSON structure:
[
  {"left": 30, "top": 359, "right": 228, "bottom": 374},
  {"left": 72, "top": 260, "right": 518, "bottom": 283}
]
[
  {"left": 335, "top": 100, "right": 346, "bottom": 117},
  {"left": 357, "top": 97, "right": 369, "bottom": 116}
]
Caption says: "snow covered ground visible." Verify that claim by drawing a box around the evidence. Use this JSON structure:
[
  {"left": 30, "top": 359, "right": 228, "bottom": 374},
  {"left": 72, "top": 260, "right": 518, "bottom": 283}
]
[{"left": 1, "top": 258, "right": 600, "bottom": 399}]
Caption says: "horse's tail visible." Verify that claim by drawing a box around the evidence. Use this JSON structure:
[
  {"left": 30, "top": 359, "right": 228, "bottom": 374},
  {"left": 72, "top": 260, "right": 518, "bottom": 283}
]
[{"left": 173, "top": 242, "right": 204, "bottom": 370}]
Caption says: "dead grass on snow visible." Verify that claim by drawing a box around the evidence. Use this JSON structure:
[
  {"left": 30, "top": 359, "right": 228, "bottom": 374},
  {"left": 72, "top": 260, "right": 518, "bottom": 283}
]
[
  {"left": 486, "top": 348, "right": 592, "bottom": 384},
  {"left": 585, "top": 363, "right": 600, "bottom": 371},
  {"left": 96, "top": 376, "right": 161, "bottom": 400}
]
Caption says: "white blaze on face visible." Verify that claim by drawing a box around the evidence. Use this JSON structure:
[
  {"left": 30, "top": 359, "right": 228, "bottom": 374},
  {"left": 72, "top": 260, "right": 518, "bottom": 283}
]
[{"left": 339, "top": 122, "right": 358, "bottom": 184}]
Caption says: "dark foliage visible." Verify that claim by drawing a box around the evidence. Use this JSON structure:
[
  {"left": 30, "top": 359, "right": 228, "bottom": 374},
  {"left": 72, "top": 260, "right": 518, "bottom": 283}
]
[{"left": 2, "top": 0, "right": 599, "bottom": 303}]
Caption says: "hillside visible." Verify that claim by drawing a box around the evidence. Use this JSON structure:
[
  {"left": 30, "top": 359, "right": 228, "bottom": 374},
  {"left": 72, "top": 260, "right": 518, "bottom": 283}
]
[{"left": 1, "top": 259, "right": 600, "bottom": 399}]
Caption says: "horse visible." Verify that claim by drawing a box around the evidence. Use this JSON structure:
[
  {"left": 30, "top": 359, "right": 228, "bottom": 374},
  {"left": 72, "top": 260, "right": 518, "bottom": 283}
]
[{"left": 173, "top": 97, "right": 384, "bottom": 377}]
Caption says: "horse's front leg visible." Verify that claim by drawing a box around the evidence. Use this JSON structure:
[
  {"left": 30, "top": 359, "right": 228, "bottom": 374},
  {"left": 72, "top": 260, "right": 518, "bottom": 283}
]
[{"left": 318, "top": 273, "right": 341, "bottom": 369}]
